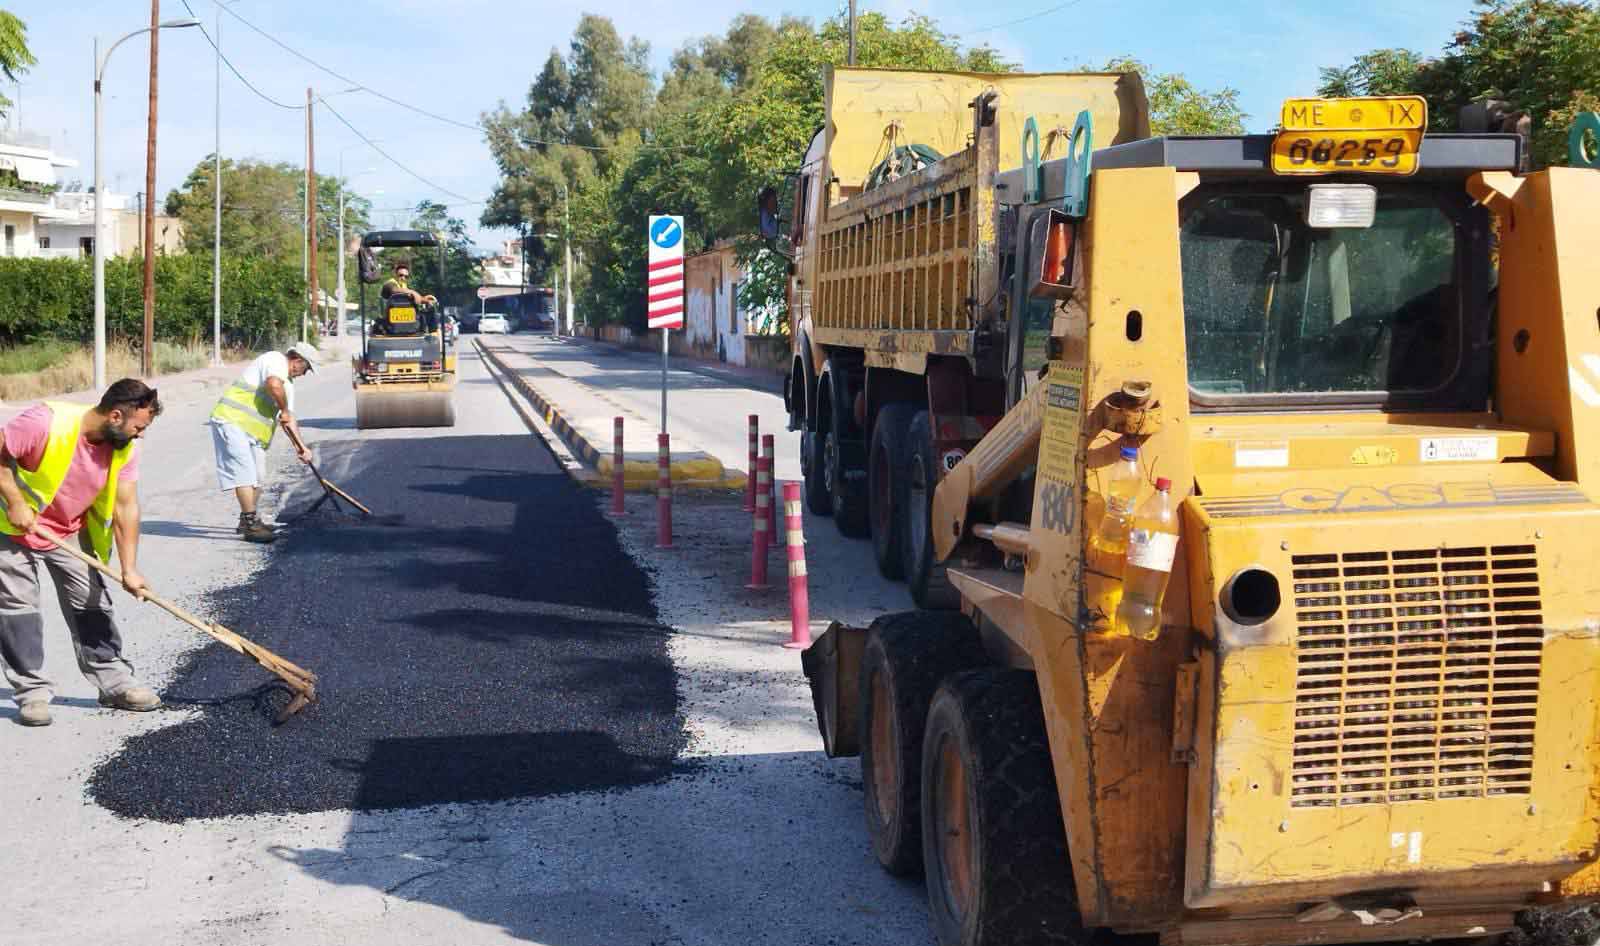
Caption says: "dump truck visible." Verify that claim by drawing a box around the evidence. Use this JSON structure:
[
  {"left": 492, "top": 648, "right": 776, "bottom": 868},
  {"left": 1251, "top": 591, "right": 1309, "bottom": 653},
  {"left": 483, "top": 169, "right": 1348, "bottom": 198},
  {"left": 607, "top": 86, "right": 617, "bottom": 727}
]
[
  {"left": 781, "top": 67, "right": 1151, "bottom": 608},
  {"left": 796, "top": 69, "right": 1600, "bottom": 946}
]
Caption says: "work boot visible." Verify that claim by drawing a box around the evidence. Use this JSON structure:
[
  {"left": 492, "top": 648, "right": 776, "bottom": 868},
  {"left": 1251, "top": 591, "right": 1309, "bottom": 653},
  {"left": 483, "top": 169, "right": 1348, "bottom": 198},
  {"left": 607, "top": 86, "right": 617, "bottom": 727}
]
[
  {"left": 239, "top": 514, "right": 277, "bottom": 544},
  {"left": 98, "top": 685, "right": 162, "bottom": 712},
  {"left": 17, "top": 700, "right": 51, "bottom": 727}
]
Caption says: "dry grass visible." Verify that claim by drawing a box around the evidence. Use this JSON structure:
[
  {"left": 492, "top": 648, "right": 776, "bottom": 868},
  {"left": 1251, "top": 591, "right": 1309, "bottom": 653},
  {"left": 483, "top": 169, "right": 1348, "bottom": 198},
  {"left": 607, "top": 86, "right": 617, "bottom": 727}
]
[{"left": 0, "top": 339, "right": 216, "bottom": 402}]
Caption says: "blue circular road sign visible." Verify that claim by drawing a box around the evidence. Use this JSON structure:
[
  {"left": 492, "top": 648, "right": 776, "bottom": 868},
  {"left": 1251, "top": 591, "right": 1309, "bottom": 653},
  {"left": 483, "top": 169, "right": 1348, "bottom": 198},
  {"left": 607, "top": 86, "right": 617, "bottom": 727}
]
[{"left": 650, "top": 217, "right": 682, "bottom": 249}]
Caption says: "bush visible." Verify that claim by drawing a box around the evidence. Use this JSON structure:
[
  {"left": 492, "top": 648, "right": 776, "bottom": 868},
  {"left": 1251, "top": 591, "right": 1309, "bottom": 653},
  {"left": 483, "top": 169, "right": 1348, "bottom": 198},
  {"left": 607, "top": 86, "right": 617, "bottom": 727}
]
[{"left": 0, "top": 254, "right": 304, "bottom": 350}]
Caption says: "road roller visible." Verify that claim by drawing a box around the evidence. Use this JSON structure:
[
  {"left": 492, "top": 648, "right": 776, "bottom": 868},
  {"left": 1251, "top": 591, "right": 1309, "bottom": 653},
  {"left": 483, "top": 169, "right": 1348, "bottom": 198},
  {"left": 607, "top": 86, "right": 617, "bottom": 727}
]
[{"left": 353, "top": 229, "right": 457, "bottom": 429}]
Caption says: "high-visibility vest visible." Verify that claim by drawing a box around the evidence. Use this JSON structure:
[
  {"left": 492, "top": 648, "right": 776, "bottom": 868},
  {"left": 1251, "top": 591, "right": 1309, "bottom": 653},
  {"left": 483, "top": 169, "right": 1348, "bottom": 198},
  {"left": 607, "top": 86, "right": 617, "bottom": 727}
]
[
  {"left": 0, "top": 401, "right": 134, "bottom": 562},
  {"left": 209, "top": 374, "right": 280, "bottom": 447}
]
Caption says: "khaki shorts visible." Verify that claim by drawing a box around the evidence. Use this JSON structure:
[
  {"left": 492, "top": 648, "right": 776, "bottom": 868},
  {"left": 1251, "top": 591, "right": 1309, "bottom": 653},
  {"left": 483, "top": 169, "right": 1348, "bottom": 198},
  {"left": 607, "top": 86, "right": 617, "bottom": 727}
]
[{"left": 211, "top": 420, "right": 268, "bottom": 490}]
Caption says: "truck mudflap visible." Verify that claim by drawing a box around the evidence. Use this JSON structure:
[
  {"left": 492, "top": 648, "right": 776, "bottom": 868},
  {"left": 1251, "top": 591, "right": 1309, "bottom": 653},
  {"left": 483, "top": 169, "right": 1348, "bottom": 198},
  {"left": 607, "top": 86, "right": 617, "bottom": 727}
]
[{"left": 800, "top": 621, "right": 866, "bottom": 758}]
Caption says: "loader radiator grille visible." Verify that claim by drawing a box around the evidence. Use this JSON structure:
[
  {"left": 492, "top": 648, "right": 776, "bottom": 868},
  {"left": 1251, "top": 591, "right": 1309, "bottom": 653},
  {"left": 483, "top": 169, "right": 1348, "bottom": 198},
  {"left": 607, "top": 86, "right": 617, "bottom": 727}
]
[{"left": 1289, "top": 545, "right": 1544, "bottom": 808}]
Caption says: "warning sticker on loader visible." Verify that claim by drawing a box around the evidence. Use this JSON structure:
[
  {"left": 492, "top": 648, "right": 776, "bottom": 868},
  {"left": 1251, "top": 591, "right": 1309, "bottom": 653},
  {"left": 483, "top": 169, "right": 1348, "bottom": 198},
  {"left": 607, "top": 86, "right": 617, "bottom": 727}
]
[{"left": 1040, "top": 364, "right": 1084, "bottom": 486}]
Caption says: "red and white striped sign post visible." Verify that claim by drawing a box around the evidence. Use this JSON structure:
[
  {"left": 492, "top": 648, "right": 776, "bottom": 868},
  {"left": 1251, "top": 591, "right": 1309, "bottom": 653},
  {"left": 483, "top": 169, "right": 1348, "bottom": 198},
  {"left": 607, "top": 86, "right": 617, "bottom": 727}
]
[
  {"left": 647, "top": 215, "right": 685, "bottom": 435},
  {"left": 610, "top": 416, "right": 626, "bottom": 516}
]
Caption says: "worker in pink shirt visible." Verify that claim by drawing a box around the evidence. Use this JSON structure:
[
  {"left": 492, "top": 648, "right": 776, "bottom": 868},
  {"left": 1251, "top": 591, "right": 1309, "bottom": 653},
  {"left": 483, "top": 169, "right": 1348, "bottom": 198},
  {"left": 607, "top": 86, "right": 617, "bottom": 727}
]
[{"left": 0, "top": 379, "right": 163, "bottom": 728}]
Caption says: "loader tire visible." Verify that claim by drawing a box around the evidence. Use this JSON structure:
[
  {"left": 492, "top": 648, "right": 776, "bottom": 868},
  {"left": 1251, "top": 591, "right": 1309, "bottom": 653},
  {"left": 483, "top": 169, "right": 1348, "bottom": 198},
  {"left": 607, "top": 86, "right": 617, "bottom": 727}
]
[
  {"left": 858, "top": 610, "right": 986, "bottom": 877},
  {"left": 921, "top": 669, "right": 1081, "bottom": 946},
  {"left": 869, "top": 403, "right": 917, "bottom": 580},
  {"left": 903, "top": 410, "right": 960, "bottom": 610}
]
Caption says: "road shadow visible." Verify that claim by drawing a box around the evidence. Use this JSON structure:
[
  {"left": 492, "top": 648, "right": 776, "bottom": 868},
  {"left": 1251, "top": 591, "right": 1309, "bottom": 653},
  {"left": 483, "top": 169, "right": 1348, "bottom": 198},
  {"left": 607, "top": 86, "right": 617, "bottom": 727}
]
[
  {"left": 140, "top": 519, "right": 237, "bottom": 541},
  {"left": 0, "top": 686, "right": 103, "bottom": 722},
  {"left": 298, "top": 416, "right": 358, "bottom": 430},
  {"left": 266, "top": 747, "right": 939, "bottom": 945}
]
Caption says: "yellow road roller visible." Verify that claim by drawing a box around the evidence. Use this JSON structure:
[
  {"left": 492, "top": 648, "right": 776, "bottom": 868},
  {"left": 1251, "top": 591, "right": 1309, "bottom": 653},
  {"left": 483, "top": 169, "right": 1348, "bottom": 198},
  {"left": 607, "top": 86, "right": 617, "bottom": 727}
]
[{"left": 353, "top": 229, "right": 457, "bottom": 429}]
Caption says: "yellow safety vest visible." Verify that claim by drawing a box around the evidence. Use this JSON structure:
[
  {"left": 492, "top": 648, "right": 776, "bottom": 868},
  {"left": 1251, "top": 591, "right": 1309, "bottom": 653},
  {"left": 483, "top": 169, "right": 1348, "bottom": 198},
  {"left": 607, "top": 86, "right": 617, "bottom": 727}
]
[
  {"left": 0, "top": 401, "right": 134, "bottom": 562},
  {"left": 210, "top": 373, "right": 280, "bottom": 447}
]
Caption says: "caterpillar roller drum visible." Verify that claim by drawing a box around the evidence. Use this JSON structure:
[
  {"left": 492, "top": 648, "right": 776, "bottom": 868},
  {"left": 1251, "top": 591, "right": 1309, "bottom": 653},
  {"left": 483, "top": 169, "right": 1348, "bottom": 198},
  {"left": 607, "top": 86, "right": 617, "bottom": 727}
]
[{"left": 352, "top": 229, "right": 457, "bottom": 430}]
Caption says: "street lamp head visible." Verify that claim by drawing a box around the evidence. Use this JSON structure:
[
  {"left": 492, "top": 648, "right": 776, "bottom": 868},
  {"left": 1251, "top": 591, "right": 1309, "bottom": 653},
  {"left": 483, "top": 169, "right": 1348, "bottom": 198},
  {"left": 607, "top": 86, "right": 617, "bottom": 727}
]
[{"left": 159, "top": 18, "right": 203, "bottom": 28}]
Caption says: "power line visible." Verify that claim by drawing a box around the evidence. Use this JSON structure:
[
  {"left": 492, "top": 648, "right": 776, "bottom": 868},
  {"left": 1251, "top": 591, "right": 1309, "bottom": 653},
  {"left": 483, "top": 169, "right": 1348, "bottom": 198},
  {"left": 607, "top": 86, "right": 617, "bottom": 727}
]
[
  {"left": 214, "top": 3, "right": 690, "bottom": 154},
  {"left": 966, "top": 0, "right": 1088, "bottom": 35},
  {"left": 318, "top": 98, "right": 475, "bottom": 203},
  {"left": 179, "top": 0, "right": 303, "bottom": 111}
]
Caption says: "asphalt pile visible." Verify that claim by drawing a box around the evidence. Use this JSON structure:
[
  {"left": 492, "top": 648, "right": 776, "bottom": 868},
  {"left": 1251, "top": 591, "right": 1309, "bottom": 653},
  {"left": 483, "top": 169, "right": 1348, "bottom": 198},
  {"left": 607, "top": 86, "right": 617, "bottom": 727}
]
[{"left": 89, "top": 434, "right": 686, "bottom": 822}]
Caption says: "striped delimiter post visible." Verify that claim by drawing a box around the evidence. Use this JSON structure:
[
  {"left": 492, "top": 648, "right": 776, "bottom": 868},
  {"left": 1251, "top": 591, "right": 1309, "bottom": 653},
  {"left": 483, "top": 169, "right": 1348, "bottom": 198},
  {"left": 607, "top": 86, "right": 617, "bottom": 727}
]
[
  {"left": 610, "top": 416, "right": 626, "bottom": 516},
  {"left": 656, "top": 433, "right": 672, "bottom": 548},
  {"left": 746, "top": 453, "right": 771, "bottom": 589},
  {"left": 745, "top": 414, "right": 758, "bottom": 512},
  {"left": 782, "top": 481, "right": 812, "bottom": 649},
  {"left": 762, "top": 434, "right": 777, "bottom": 549}
]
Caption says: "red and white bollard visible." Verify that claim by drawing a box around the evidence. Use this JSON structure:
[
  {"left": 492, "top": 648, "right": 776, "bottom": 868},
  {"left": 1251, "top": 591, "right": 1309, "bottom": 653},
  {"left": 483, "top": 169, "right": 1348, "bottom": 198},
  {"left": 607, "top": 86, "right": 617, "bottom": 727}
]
[
  {"left": 746, "top": 453, "right": 771, "bottom": 589},
  {"left": 762, "top": 434, "right": 777, "bottom": 549},
  {"left": 656, "top": 433, "right": 672, "bottom": 548},
  {"left": 782, "top": 481, "right": 812, "bottom": 649},
  {"left": 610, "top": 416, "right": 626, "bottom": 516},
  {"left": 745, "top": 414, "right": 759, "bottom": 513}
]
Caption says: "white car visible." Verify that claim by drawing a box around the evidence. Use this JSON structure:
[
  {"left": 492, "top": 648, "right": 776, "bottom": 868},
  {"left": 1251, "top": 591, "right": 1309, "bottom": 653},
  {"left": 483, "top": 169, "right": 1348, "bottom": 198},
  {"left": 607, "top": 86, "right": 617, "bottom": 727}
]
[{"left": 479, "top": 314, "right": 509, "bottom": 335}]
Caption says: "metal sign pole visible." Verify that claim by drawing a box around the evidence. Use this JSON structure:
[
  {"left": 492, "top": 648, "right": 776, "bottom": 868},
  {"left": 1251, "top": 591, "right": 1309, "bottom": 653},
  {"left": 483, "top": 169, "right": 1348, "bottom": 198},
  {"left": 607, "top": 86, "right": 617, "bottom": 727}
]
[{"left": 661, "top": 328, "right": 669, "bottom": 434}]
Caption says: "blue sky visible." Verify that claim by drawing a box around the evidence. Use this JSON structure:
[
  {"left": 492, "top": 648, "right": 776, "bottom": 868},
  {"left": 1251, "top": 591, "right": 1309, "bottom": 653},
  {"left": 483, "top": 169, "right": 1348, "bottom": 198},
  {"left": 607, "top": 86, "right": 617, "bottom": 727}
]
[{"left": 14, "top": 0, "right": 1475, "bottom": 249}]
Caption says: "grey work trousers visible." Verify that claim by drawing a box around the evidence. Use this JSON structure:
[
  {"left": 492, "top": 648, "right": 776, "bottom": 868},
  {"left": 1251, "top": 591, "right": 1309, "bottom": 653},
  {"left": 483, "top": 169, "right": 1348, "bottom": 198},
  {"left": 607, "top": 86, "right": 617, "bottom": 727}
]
[{"left": 0, "top": 535, "right": 135, "bottom": 705}]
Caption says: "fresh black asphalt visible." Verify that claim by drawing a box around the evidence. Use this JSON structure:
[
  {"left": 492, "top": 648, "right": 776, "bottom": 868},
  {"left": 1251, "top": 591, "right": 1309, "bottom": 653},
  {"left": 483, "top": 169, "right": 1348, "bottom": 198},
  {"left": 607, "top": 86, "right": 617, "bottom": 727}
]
[{"left": 89, "top": 433, "right": 686, "bottom": 822}]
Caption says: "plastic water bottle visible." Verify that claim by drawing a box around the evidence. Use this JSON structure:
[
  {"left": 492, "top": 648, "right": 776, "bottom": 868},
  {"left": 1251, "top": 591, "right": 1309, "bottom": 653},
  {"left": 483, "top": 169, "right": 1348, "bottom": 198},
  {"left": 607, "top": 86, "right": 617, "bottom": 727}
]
[
  {"left": 1091, "top": 445, "right": 1142, "bottom": 558},
  {"left": 1116, "top": 477, "right": 1180, "bottom": 641}
]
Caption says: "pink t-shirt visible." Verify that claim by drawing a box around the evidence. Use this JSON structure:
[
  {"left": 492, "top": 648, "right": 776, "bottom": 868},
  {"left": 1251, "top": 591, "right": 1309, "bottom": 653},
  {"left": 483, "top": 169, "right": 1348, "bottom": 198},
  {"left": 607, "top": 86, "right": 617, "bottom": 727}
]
[{"left": 3, "top": 404, "right": 141, "bottom": 551}]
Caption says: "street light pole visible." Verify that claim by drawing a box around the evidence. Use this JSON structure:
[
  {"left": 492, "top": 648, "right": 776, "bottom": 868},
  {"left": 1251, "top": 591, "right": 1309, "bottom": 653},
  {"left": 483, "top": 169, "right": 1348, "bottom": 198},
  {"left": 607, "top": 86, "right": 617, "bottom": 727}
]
[
  {"left": 92, "top": 18, "right": 199, "bottom": 391},
  {"left": 559, "top": 182, "right": 573, "bottom": 337},
  {"left": 142, "top": 0, "right": 159, "bottom": 379}
]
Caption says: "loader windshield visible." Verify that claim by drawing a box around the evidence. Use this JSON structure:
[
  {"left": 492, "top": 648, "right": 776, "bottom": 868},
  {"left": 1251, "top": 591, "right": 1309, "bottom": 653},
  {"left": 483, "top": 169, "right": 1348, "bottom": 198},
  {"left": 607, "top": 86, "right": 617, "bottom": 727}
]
[{"left": 1180, "top": 185, "right": 1464, "bottom": 404}]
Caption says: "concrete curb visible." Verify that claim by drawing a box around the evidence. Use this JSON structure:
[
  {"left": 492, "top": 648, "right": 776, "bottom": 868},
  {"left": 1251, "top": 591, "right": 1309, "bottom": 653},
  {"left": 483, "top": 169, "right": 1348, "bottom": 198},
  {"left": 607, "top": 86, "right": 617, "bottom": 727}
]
[{"left": 475, "top": 339, "right": 745, "bottom": 492}]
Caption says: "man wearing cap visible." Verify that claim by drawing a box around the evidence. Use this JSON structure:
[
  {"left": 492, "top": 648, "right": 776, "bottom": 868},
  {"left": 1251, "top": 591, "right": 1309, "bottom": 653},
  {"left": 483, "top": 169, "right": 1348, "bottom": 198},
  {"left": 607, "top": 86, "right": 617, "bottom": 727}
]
[
  {"left": 209, "top": 344, "right": 318, "bottom": 543},
  {"left": 0, "top": 378, "right": 163, "bottom": 727}
]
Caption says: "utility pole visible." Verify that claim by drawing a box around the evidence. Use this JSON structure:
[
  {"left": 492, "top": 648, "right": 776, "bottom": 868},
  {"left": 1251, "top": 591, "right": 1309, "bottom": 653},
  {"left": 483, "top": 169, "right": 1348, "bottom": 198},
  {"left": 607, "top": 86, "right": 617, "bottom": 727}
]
[
  {"left": 307, "top": 87, "right": 318, "bottom": 343},
  {"left": 848, "top": 0, "right": 857, "bottom": 66},
  {"left": 211, "top": 3, "right": 222, "bottom": 365},
  {"left": 303, "top": 87, "right": 311, "bottom": 344},
  {"left": 142, "top": 0, "right": 160, "bottom": 378}
]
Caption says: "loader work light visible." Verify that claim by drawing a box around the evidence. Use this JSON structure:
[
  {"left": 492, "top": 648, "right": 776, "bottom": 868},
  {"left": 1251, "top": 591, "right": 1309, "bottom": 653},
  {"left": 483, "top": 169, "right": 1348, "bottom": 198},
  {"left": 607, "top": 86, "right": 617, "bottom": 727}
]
[{"left": 1305, "top": 184, "right": 1377, "bottom": 228}]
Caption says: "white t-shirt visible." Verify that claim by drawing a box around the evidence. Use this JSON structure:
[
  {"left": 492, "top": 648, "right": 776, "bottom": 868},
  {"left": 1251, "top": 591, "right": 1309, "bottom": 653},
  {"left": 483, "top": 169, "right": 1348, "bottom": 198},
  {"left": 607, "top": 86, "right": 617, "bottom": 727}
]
[{"left": 240, "top": 351, "right": 294, "bottom": 414}]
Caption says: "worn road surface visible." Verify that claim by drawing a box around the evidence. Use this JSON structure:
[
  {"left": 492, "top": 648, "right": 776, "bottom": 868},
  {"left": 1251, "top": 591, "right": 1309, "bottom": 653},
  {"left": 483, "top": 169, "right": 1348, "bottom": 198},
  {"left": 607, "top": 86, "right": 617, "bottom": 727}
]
[{"left": 4, "top": 335, "right": 929, "bottom": 946}]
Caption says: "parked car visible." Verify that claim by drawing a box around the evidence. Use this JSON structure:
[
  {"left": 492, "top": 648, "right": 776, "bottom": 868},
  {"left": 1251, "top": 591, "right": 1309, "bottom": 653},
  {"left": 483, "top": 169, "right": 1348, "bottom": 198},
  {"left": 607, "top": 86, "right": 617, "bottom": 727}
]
[{"left": 479, "top": 314, "right": 509, "bottom": 335}]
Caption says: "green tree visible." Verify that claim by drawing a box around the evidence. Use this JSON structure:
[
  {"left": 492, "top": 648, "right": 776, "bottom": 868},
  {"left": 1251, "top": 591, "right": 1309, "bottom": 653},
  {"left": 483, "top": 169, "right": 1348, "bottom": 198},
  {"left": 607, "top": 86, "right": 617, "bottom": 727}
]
[
  {"left": 1101, "top": 58, "right": 1246, "bottom": 135},
  {"left": 1317, "top": 1, "right": 1600, "bottom": 166},
  {"left": 0, "top": 10, "right": 36, "bottom": 119},
  {"left": 402, "top": 199, "right": 478, "bottom": 306},
  {"left": 163, "top": 157, "right": 371, "bottom": 305}
]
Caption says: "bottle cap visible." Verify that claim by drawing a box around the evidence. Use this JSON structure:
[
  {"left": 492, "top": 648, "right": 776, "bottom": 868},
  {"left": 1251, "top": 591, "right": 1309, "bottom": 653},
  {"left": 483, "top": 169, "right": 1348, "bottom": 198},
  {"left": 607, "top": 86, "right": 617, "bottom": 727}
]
[
  {"left": 1155, "top": 477, "right": 1172, "bottom": 491},
  {"left": 1119, "top": 446, "right": 1138, "bottom": 460}
]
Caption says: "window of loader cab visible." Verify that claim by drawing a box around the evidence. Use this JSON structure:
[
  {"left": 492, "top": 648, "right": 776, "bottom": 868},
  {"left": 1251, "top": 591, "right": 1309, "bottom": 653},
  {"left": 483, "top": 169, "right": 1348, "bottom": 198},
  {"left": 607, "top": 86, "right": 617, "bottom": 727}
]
[{"left": 1179, "top": 184, "right": 1465, "bottom": 405}]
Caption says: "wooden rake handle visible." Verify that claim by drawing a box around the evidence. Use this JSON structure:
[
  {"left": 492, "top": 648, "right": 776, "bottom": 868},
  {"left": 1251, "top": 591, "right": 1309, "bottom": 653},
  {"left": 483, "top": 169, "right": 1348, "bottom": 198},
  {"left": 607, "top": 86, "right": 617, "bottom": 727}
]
[
  {"left": 280, "top": 421, "right": 373, "bottom": 517},
  {"left": 38, "top": 531, "right": 317, "bottom": 694}
]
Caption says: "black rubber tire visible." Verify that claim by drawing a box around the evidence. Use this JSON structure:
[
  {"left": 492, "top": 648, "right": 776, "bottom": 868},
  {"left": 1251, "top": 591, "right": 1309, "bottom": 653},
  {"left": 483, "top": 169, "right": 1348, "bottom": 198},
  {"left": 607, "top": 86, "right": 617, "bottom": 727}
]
[
  {"left": 869, "top": 403, "right": 917, "bottom": 579},
  {"left": 827, "top": 379, "right": 870, "bottom": 538},
  {"left": 921, "top": 669, "right": 1082, "bottom": 946},
  {"left": 902, "top": 410, "right": 960, "bottom": 610},
  {"left": 858, "top": 610, "right": 987, "bottom": 877},
  {"left": 802, "top": 428, "right": 832, "bottom": 516}
]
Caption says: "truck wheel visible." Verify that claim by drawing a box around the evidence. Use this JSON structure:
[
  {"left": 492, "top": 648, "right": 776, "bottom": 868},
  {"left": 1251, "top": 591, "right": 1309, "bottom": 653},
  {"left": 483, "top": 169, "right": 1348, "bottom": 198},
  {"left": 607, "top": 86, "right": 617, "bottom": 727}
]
[
  {"left": 869, "top": 403, "right": 916, "bottom": 579},
  {"left": 922, "top": 669, "right": 1080, "bottom": 946},
  {"left": 802, "top": 429, "right": 831, "bottom": 516},
  {"left": 903, "top": 410, "right": 959, "bottom": 610},
  {"left": 827, "top": 389, "right": 869, "bottom": 538},
  {"left": 858, "top": 611, "right": 986, "bottom": 876}
]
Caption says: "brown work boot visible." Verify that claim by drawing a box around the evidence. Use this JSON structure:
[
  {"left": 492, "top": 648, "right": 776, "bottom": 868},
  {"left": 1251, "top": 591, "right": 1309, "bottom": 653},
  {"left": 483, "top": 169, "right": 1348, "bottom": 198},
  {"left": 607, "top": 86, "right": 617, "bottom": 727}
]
[
  {"left": 17, "top": 700, "right": 51, "bottom": 727},
  {"left": 99, "top": 685, "right": 162, "bottom": 712},
  {"left": 240, "top": 515, "right": 277, "bottom": 544}
]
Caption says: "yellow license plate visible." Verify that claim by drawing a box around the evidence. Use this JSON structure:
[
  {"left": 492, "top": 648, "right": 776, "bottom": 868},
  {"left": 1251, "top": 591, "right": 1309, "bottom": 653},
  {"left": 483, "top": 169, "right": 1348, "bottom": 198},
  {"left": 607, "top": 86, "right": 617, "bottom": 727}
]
[
  {"left": 389, "top": 307, "right": 416, "bottom": 323},
  {"left": 1272, "top": 96, "right": 1427, "bottom": 176}
]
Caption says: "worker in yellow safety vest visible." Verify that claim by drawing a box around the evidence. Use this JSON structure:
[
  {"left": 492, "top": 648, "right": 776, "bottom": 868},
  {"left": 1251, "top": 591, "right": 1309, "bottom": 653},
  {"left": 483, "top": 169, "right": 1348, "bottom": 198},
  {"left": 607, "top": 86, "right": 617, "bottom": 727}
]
[
  {"left": 0, "top": 379, "right": 163, "bottom": 728},
  {"left": 209, "top": 343, "right": 317, "bottom": 543}
]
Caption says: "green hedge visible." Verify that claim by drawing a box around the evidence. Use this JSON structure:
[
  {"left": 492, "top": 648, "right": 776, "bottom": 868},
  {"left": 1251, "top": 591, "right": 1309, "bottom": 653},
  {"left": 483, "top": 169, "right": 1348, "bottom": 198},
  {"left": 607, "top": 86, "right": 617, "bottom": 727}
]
[{"left": 0, "top": 254, "right": 305, "bottom": 350}]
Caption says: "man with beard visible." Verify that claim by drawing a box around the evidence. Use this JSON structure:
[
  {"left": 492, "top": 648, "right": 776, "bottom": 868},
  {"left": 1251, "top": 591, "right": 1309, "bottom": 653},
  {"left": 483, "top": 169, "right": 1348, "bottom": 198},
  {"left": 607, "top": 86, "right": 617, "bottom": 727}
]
[{"left": 0, "top": 379, "right": 163, "bottom": 727}]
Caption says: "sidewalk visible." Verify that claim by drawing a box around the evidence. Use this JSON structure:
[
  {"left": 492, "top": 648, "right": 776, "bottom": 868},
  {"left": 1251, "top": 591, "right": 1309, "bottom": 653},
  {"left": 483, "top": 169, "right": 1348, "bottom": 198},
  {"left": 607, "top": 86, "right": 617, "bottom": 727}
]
[
  {"left": 475, "top": 339, "right": 744, "bottom": 491},
  {"left": 563, "top": 335, "right": 786, "bottom": 396}
]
